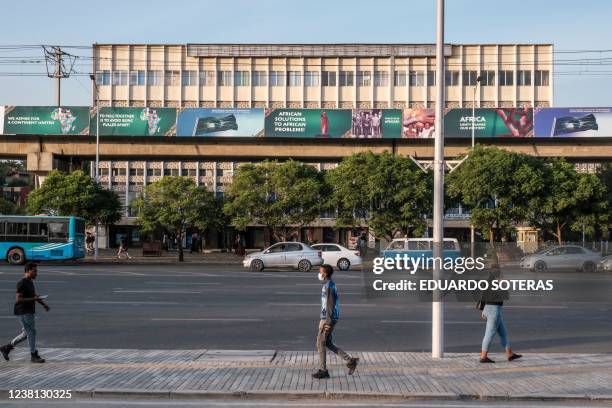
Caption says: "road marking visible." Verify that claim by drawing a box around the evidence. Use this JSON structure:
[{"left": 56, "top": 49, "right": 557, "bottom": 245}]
[
  {"left": 268, "top": 302, "right": 377, "bottom": 307},
  {"left": 83, "top": 301, "right": 180, "bottom": 305},
  {"left": 381, "top": 320, "right": 483, "bottom": 324},
  {"left": 150, "top": 318, "right": 264, "bottom": 322},
  {"left": 275, "top": 291, "right": 362, "bottom": 295},
  {"left": 295, "top": 283, "right": 364, "bottom": 286},
  {"left": 145, "top": 281, "right": 220, "bottom": 285},
  {"left": 113, "top": 290, "right": 203, "bottom": 294}
]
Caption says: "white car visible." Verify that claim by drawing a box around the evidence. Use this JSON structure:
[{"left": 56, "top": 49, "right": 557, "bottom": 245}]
[
  {"left": 311, "top": 243, "right": 362, "bottom": 271},
  {"left": 520, "top": 245, "right": 602, "bottom": 272},
  {"left": 243, "top": 242, "right": 323, "bottom": 272},
  {"left": 599, "top": 255, "right": 612, "bottom": 272}
]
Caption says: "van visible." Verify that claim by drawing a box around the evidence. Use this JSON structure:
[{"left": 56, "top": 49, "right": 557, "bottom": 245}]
[{"left": 381, "top": 238, "right": 461, "bottom": 267}]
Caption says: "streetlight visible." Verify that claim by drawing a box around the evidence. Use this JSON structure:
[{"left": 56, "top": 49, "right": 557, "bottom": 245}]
[
  {"left": 89, "top": 73, "right": 100, "bottom": 261},
  {"left": 470, "top": 74, "right": 482, "bottom": 258}
]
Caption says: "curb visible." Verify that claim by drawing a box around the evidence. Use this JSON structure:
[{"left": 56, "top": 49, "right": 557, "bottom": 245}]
[{"left": 4, "top": 389, "right": 610, "bottom": 402}]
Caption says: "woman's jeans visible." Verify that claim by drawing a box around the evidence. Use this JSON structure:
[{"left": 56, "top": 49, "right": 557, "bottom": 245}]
[{"left": 481, "top": 304, "right": 510, "bottom": 352}]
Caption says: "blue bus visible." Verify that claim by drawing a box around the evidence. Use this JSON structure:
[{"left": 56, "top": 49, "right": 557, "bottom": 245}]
[{"left": 0, "top": 216, "right": 86, "bottom": 264}]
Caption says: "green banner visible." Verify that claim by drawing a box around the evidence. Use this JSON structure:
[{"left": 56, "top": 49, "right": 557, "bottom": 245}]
[
  {"left": 264, "top": 109, "right": 352, "bottom": 138},
  {"left": 2, "top": 106, "right": 90, "bottom": 135},
  {"left": 91, "top": 107, "right": 177, "bottom": 136},
  {"left": 444, "top": 108, "right": 534, "bottom": 138}
]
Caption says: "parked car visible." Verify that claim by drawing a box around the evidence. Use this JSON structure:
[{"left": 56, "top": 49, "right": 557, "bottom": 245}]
[
  {"left": 310, "top": 243, "right": 362, "bottom": 271},
  {"left": 380, "top": 238, "right": 461, "bottom": 268},
  {"left": 520, "top": 245, "right": 601, "bottom": 272},
  {"left": 242, "top": 242, "right": 323, "bottom": 272},
  {"left": 598, "top": 255, "right": 612, "bottom": 272}
]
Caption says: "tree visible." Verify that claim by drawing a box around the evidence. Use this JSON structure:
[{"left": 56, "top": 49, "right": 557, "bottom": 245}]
[
  {"left": 0, "top": 160, "right": 25, "bottom": 186},
  {"left": 26, "top": 170, "right": 122, "bottom": 225},
  {"left": 597, "top": 164, "right": 612, "bottom": 238},
  {"left": 447, "top": 146, "right": 545, "bottom": 245},
  {"left": 326, "top": 151, "right": 431, "bottom": 241},
  {"left": 0, "top": 198, "right": 16, "bottom": 215},
  {"left": 224, "top": 160, "right": 327, "bottom": 242},
  {"left": 529, "top": 159, "right": 609, "bottom": 244},
  {"left": 131, "top": 176, "right": 222, "bottom": 261}
]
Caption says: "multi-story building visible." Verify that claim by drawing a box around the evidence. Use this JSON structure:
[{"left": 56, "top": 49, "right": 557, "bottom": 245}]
[{"left": 89, "top": 43, "right": 554, "bottom": 249}]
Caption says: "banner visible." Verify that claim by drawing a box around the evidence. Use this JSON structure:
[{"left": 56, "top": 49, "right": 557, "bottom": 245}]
[
  {"left": 444, "top": 108, "right": 534, "bottom": 138},
  {"left": 401, "top": 108, "right": 436, "bottom": 138},
  {"left": 349, "top": 109, "right": 402, "bottom": 138},
  {"left": 534, "top": 107, "right": 612, "bottom": 137},
  {"left": 264, "top": 109, "right": 352, "bottom": 138},
  {"left": 176, "top": 108, "right": 264, "bottom": 137},
  {"left": 2, "top": 106, "right": 90, "bottom": 135},
  {"left": 91, "top": 107, "right": 176, "bottom": 136}
]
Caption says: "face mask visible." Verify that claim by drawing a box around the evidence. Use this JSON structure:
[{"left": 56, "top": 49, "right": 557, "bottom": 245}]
[{"left": 318, "top": 273, "right": 325, "bottom": 282}]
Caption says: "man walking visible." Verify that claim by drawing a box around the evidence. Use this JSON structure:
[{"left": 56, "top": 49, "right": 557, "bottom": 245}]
[
  {"left": 312, "top": 264, "right": 359, "bottom": 379},
  {"left": 1, "top": 263, "right": 49, "bottom": 363}
]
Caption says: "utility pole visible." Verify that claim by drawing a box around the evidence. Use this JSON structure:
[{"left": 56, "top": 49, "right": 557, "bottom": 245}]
[
  {"left": 432, "top": 0, "right": 446, "bottom": 359},
  {"left": 43, "top": 46, "right": 77, "bottom": 106}
]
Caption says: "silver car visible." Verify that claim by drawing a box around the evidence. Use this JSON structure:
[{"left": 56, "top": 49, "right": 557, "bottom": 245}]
[
  {"left": 599, "top": 255, "right": 612, "bottom": 272},
  {"left": 243, "top": 242, "right": 323, "bottom": 272},
  {"left": 520, "top": 245, "right": 602, "bottom": 273}
]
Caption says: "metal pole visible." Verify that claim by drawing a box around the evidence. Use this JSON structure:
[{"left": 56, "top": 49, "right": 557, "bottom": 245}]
[
  {"left": 470, "top": 84, "right": 476, "bottom": 259},
  {"left": 93, "top": 74, "right": 100, "bottom": 261},
  {"left": 432, "top": 0, "right": 445, "bottom": 359},
  {"left": 55, "top": 48, "right": 61, "bottom": 106}
]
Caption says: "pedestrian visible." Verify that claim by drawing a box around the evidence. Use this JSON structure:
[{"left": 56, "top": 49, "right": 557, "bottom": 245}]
[
  {"left": 1, "top": 263, "right": 49, "bottom": 363},
  {"left": 479, "top": 269, "right": 522, "bottom": 363},
  {"left": 117, "top": 238, "right": 132, "bottom": 259},
  {"left": 190, "top": 232, "right": 199, "bottom": 254},
  {"left": 312, "top": 264, "right": 359, "bottom": 379},
  {"left": 358, "top": 233, "right": 367, "bottom": 257},
  {"left": 85, "top": 232, "right": 95, "bottom": 254}
]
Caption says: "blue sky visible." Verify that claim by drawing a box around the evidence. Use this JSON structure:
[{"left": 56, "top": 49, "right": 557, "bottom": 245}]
[{"left": 1, "top": 0, "right": 611, "bottom": 106}]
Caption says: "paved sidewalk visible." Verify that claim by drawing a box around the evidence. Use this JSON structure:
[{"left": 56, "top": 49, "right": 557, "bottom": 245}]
[
  {"left": 58, "top": 249, "right": 245, "bottom": 265},
  {"left": 0, "top": 348, "right": 611, "bottom": 402}
]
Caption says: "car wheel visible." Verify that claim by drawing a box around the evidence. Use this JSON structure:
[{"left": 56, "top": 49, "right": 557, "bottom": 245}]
[
  {"left": 534, "top": 260, "right": 547, "bottom": 272},
  {"left": 251, "top": 259, "right": 264, "bottom": 272},
  {"left": 298, "top": 259, "right": 312, "bottom": 272},
  {"left": 582, "top": 261, "right": 596, "bottom": 273},
  {"left": 7, "top": 248, "right": 25, "bottom": 265},
  {"left": 337, "top": 258, "right": 350, "bottom": 271}
]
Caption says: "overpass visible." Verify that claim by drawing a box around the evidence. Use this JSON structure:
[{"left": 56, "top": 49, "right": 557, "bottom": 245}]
[{"left": 1, "top": 135, "right": 611, "bottom": 174}]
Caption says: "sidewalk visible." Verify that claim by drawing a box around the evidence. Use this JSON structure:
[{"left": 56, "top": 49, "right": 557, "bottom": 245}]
[
  {"left": 1, "top": 348, "right": 611, "bottom": 402},
  {"left": 65, "top": 249, "right": 245, "bottom": 265}
]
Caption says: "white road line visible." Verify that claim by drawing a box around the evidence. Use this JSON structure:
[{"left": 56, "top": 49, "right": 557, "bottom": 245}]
[
  {"left": 268, "top": 302, "right": 377, "bottom": 307},
  {"left": 381, "top": 320, "right": 483, "bottom": 324},
  {"left": 149, "top": 318, "right": 264, "bottom": 322},
  {"left": 295, "top": 283, "right": 364, "bottom": 286},
  {"left": 145, "top": 282, "right": 220, "bottom": 285},
  {"left": 275, "top": 291, "right": 362, "bottom": 295},
  {"left": 83, "top": 301, "right": 180, "bottom": 305},
  {"left": 113, "top": 290, "right": 203, "bottom": 294}
]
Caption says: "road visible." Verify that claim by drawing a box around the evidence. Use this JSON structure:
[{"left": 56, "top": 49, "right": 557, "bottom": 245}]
[{"left": 0, "top": 264, "right": 610, "bottom": 353}]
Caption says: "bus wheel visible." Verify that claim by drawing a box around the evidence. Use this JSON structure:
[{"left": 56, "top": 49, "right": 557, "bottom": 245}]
[{"left": 7, "top": 248, "right": 25, "bottom": 265}]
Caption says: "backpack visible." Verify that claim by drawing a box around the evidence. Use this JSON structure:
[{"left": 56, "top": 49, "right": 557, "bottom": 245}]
[{"left": 476, "top": 300, "right": 485, "bottom": 311}]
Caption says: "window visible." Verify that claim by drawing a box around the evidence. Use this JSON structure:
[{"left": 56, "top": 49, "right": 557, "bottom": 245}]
[
  {"left": 445, "top": 70, "right": 460, "bottom": 86},
  {"left": 129, "top": 70, "right": 145, "bottom": 86},
  {"left": 321, "top": 71, "right": 336, "bottom": 86},
  {"left": 233, "top": 71, "right": 250, "bottom": 86},
  {"left": 287, "top": 71, "right": 301, "bottom": 86},
  {"left": 535, "top": 70, "right": 549, "bottom": 86},
  {"left": 389, "top": 241, "right": 405, "bottom": 250},
  {"left": 481, "top": 70, "right": 495, "bottom": 86},
  {"left": 96, "top": 70, "right": 110, "bottom": 86},
  {"left": 183, "top": 168, "right": 197, "bottom": 177},
  {"left": 566, "top": 247, "right": 585, "bottom": 255},
  {"left": 112, "top": 168, "right": 126, "bottom": 177},
  {"left": 98, "top": 168, "right": 109, "bottom": 176},
  {"left": 408, "top": 241, "right": 430, "bottom": 250},
  {"left": 48, "top": 221, "right": 68, "bottom": 243},
  {"left": 112, "top": 70, "right": 128, "bottom": 86},
  {"left": 324, "top": 245, "right": 341, "bottom": 252},
  {"left": 199, "top": 70, "right": 215, "bottom": 86},
  {"left": 252, "top": 70, "right": 267, "bottom": 86},
  {"left": 339, "top": 71, "right": 354, "bottom": 86},
  {"left": 284, "top": 243, "right": 302, "bottom": 252},
  {"left": 6, "top": 222, "right": 27, "bottom": 237},
  {"left": 269, "top": 71, "right": 285, "bottom": 86},
  {"left": 409, "top": 70, "right": 424, "bottom": 86},
  {"left": 129, "top": 168, "right": 144, "bottom": 176},
  {"left": 373, "top": 71, "right": 388, "bottom": 86},
  {"left": 356, "top": 71, "right": 371, "bottom": 86},
  {"left": 129, "top": 180, "right": 143, "bottom": 186},
  {"left": 427, "top": 70, "right": 436, "bottom": 86},
  {"left": 517, "top": 70, "right": 531, "bottom": 86},
  {"left": 146, "top": 168, "right": 161, "bottom": 177},
  {"left": 217, "top": 70, "right": 232, "bottom": 86},
  {"left": 0, "top": 221, "right": 4, "bottom": 235},
  {"left": 304, "top": 71, "right": 319, "bottom": 87},
  {"left": 164, "top": 70, "right": 180, "bottom": 86},
  {"left": 163, "top": 168, "right": 179, "bottom": 177},
  {"left": 463, "top": 70, "right": 479, "bottom": 86},
  {"left": 147, "top": 70, "right": 162, "bottom": 86},
  {"left": 181, "top": 70, "right": 197, "bottom": 86},
  {"left": 499, "top": 70, "right": 514, "bottom": 86},
  {"left": 394, "top": 70, "right": 406, "bottom": 86},
  {"left": 267, "top": 243, "right": 285, "bottom": 253}
]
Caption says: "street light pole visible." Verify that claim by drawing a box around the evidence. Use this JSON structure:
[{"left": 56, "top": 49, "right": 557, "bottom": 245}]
[
  {"left": 470, "top": 76, "right": 481, "bottom": 259},
  {"left": 432, "top": 0, "right": 446, "bottom": 359},
  {"left": 90, "top": 73, "right": 100, "bottom": 261}
]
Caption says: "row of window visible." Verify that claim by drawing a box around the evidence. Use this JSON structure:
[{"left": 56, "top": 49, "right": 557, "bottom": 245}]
[
  {"left": 99, "top": 168, "right": 219, "bottom": 177},
  {"left": 0, "top": 221, "right": 69, "bottom": 243},
  {"left": 96, "top": 69, "right": 550, "bottom": 87}
]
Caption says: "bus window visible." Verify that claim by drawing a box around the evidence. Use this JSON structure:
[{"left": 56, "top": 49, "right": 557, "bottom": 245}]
[
  {"left": 7, "top": 222, "right": 27, "bottom": 240},
  {"left": 28, "top": 223, "right": 48, "bottom": 242},
  {"left": 49, "top": 221, "right": 69, "bottom": 242},
  {"left": 75, "top": 219, "right": 85, "bottom": 235},
  {"left": 0, "top": 221, "right": 5, "bottom": 235},
  {"left": 408, "top": 241, "right": 430, "bottom": 250},
  {"left": 443, "top": 240, "right": 458, "bottom": 250},
  {"left": 388, "top": 241, "right": 406, "bottom": 250}
]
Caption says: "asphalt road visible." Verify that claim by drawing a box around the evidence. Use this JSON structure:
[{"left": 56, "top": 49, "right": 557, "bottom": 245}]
[{"left": 0, "top": 264, "right": 610, "bottom": 353}]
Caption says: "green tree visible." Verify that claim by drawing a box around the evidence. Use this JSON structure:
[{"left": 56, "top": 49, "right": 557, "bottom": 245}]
[
  {"left": 26, "top": 170, "right": 122, "bottom": 225},
  {"left": 529, "top": 159, "right": 609, "bottom": 244},
  {"left": 326, "top": 151, "right": 431, "bottom": 241},
  {"left": 597, "top": 164, "right": 612, "bottom": 237},
  {"left": 0, "top": 198, "right": 16, "bottom": 215},
  {"left": 447, "top": 146, "right": 545, "bottom": 245},
  {"left": 224, "top": 160, "right": 327, "bottom": 242},
  {"left": 131, "top": 176, "right": 222, "bottom": 261},
  {"left": 0, "top": 160, "right": 25, "bottom": 186}
]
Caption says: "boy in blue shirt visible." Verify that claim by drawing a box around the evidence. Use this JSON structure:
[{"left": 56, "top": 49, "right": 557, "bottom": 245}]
[{"left": 312, "top": 264, "right": 359, "bottom": 379}]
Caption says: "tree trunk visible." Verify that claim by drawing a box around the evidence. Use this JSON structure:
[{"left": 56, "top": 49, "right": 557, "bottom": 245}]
[
  {"left": 178, "top": 232, "right": 184, "bottom": 262},
  {"left": 489, "top": 226, "right": 495, "bottom": 246},
  {"left": 556, "top": 222, "right": 562, "bottom": 245}
]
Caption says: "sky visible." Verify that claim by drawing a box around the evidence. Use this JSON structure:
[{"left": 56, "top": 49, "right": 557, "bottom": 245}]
[{"left": 1, "top": 0, "right": 611, "bottom": 106}]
